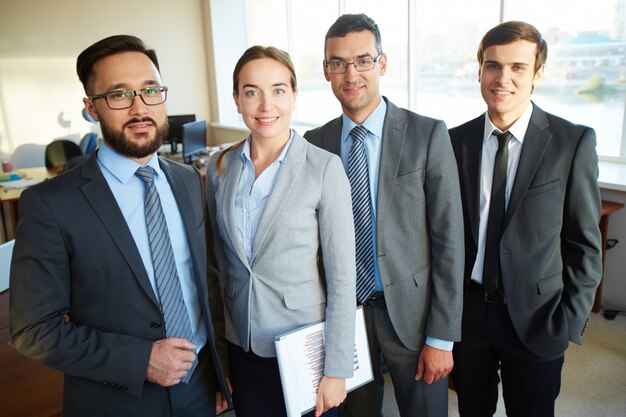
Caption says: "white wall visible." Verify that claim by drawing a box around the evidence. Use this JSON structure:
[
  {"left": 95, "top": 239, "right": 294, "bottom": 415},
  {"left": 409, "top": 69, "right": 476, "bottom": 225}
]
[{"left": 0, "top": 0, "right": 211, "bottom": 158}]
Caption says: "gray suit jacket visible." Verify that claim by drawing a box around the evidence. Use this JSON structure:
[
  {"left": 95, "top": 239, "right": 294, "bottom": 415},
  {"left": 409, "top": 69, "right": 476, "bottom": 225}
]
[
  {"left": 449, "top": 104, "right": 603, "bottom": 358},
  {"left": 305, "top": 97, "right": 465, "bottom": 350},
  {"left": 206, "top": 132, "right": 356, "bottom": 378},
  {"left": 9, "top": 153, "right": 230, "bottom": 417}
]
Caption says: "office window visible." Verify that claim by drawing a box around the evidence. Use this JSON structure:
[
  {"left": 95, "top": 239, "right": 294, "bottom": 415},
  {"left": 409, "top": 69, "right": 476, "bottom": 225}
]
[
  {"left": 212, "top": 0, "right": 626, "bottom": 161},
  {"left": 505, "top": 0, "right": 626, "bottom": 158},
  {"left": 245, "top": 0, "right": 408, "bottom": 125},
  {"left": 412, "top": 0, "right": 500, "bottom": 127}
]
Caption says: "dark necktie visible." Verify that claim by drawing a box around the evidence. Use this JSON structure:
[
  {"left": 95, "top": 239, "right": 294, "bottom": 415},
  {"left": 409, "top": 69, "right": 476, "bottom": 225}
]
[
  {"left": 349, "top": 125, "right": 376, "bottom": 304},
  {"left": 482, "top": 131, "right": 512, "bottom": 296},
  {"left": 135, "top": 166, "right": 197, "bottom": 383}
]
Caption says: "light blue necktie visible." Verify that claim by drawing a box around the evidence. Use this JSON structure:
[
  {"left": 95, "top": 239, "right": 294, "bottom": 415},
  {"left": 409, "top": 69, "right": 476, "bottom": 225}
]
[
  {"left": 349, "top": 126, "right": 376, "bottom": 304},
  {"left": 135, "top": 166, "right": 197, "bottom": 383}
]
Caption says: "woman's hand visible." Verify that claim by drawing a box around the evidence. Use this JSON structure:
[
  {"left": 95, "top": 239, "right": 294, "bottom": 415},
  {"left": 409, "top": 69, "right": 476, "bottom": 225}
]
[{"left": 314, "top": 376, "right": 346, "bottom": 417}]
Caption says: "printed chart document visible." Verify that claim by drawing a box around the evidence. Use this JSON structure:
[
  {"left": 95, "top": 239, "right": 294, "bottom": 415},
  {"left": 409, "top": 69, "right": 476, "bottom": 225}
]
[{"left": 275, "top": 306, "right": 373, "bottom": 417}]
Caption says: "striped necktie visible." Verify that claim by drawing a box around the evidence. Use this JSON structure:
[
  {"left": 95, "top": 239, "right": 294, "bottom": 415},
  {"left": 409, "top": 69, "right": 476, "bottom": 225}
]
[
  {"left": 135, "top": 166, "right": 197, "bottom": 383},
  {"left": 349, "top": 125, "right": 376, "bottom": 304}
]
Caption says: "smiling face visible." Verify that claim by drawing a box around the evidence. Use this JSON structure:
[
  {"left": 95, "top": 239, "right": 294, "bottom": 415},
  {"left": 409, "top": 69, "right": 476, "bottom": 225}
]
[
  {"left": 479, "top": 40, "right": 544, "bottom": 131},
  {"left": 233, "top": 57, "right": 296, "bottom": 144},
  {"left": 324, "top": 30, "right": 386, "bottom": 125},
  {"left": 83, "top": 51, "right": 168, "bottom": 164}
]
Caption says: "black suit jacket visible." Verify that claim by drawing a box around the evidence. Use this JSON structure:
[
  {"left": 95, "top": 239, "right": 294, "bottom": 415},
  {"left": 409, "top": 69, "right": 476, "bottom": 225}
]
[
  {"left": 450, "top": 103, "right": 602, "bottom": 358},
  {"left": 9, "top": 152, "right": 229, "bottom": 416}
]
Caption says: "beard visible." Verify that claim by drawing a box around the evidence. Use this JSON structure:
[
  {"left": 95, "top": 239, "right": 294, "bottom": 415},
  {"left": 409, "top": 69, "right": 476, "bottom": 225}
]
[{"left": 101, "top": 117, "right": 169, "bottom": 159}]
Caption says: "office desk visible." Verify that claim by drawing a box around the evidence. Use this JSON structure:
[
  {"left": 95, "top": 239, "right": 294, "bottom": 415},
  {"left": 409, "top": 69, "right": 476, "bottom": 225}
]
[
  {"left": 593, "top": 200, "right": 625, "bottom": 313},
  {"left": 0, "top": 290, "right": 63, "bottom": 417},
  {"left": 0, "top": 167, "right": 52, "bottom": 242},
  {"left": 159, "top": 152, "right": 209, "bottom": 184}
]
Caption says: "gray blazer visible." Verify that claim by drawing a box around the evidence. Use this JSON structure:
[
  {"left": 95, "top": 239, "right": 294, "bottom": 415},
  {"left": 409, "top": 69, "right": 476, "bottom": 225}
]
[
  {"left": 9, "top": 153, "right": 230, "bottom": 417},
  {"left": 450, "top": 104, "right": 602, "bottom": 358},
  {"left": 305, "top": 98, "right": 465, "bottom": 350},
  {"left": 206, "top": 132, "right": 356, "bottom": 378}
]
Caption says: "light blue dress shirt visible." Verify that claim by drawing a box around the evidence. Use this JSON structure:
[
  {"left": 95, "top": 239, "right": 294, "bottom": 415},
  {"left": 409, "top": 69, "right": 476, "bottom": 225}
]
[
  {"left": 339, "top": 100, "right": 452, "bottom": 351},
  {"left": 97, "top": 143, "right": 207, "bottom": 352},
  {"left": 235, "top": 132, "right": 294, "bottom": 261}
]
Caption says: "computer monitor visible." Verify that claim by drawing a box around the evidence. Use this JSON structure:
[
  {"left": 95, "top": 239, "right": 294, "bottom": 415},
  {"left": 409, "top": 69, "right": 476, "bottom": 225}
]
[
  {"left": 182, "top": 120, "right": 207, "bottom": 164},
  {"left": 166, "top": 114, "right": 196, "bottom": 153}
]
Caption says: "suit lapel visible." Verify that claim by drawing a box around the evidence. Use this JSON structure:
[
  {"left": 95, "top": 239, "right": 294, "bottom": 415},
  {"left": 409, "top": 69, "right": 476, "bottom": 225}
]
[
  {"left": 504, "top": 106, "right": 552, "bottom": 231},
  {"left": 251, "top": 133, "right": 307, "bottom": 263},
  {"left": 461, "top": 116, "right": 485, "bottom": 246},
  {"left": 79, "top": 153, "right": 159, "bottom": 308},
  {"left": 220, "top": 146, "right": 249, "bottom": 266},
  {"left": 159, "top": 159, "right": 209, "bottom": 298},
  {"left": 377, "top": 100, "right": 406, "bottom": 221}
]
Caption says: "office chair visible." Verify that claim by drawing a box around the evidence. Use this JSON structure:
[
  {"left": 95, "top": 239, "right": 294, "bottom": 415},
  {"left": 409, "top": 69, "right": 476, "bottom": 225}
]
[
  {"left": 45, "top": 139, "right": 82, "bottom": 174},
  {"left": 78, "top": 132, "right": 97, "bottom": 155}
]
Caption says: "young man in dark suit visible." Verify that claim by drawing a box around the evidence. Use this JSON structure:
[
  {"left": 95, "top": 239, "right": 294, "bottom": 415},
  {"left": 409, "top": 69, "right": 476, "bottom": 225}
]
[
  {"left": 449, "top": 21, "right": 603, "bottom": 417},
  {"left": 9, "top": 35, "right": 230, "bottom": 417},
  {"left": 305, "top": 14, "right": 464, "bottom": 417}
]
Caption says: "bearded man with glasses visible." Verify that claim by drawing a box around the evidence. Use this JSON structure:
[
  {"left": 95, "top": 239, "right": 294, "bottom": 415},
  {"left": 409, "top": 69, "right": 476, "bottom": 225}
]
[
  {"left": 305, "top": 13, "right": 464, "bottom": 417},
  {"left": 9, "top": 35, "right": 231, "bottom": 417}
]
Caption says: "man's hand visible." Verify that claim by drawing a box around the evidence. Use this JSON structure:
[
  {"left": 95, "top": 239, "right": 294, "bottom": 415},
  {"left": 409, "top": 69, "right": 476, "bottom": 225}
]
[
  {"left": 315, "top": 376, "right": 346, "bottom": 417},
  {"left": 146, "top": 338, "right": 196, "bottom": 387},
  {"left": 216, "top": 377, "right": 232, "bottom": 415},
  {"left": 415, "top": 345, "right": 453, "bottom": 384}
]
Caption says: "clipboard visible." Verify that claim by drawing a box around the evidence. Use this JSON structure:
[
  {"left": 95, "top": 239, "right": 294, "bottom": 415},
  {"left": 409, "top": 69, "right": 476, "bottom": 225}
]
[{"left": 274, "top": 306, "right": 373, "bottom": 417}]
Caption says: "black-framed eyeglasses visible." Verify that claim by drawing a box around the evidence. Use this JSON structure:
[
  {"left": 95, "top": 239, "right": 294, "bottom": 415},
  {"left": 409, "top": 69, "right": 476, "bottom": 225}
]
[
  {"left": 88, "top": 85, "right": 168, "bottom": 110},
  {"left": 324, "top": 54, "right": 383, "bottom": 74}
]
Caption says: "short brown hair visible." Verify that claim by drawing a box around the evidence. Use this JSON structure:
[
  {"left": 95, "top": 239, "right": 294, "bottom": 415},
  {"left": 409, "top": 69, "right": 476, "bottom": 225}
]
[
  {"left": 324, "top": 13, "right": 382, "bottom": 57},
  {"left": 76, "top": 35, "right": 160, "bottom": 95},
  {"left": 477, "top": 21, "right": 547, "bottom": 73}
]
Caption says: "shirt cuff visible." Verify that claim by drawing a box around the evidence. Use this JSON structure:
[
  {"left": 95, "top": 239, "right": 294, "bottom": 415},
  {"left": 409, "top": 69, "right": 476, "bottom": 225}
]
[{"left": 425, "top": 337, "right": 454, "bottom": 351}]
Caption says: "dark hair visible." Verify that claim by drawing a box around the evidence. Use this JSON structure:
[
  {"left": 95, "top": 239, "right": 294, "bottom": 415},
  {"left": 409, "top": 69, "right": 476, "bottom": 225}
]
[
  {"left": 232, "top": 45, "right": 297, "bottom": 94},
  {"left": 216, "top": 45, "right": 297, "bottom": 175},
  {"left": 477, "top": 21, "right": 547, "bottom": 73},
  {"left": 76, "top": 35, "right": 160, "bottom": 95},
  {"left": 324, "top": 13, "right": 382, "bottom": 57}
]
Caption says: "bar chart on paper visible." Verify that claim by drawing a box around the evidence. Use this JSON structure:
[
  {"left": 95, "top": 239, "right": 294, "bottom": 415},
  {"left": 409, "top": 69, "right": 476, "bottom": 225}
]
[{"left": 275, "top": 307, "right": 373, "bottom": 417}]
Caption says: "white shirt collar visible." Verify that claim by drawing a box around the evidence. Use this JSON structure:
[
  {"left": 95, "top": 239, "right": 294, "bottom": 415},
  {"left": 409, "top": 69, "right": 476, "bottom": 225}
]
[{"left": 482, "top": 101, "right": 534, "bottom": 144}]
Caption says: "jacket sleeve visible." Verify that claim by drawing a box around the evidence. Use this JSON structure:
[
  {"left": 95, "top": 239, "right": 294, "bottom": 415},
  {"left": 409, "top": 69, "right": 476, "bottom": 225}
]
[
  {"left": 423, "top": 120, "right": 465, "bottom": 342},
  {"left": 318, "top": 154, "right": 357, "bottom": 378},
  {"left": 561, "top": 127, "right": 602, "bottom": 344},
  {"left": 205, "top": 156, "right": 230, "bottom": 375}
]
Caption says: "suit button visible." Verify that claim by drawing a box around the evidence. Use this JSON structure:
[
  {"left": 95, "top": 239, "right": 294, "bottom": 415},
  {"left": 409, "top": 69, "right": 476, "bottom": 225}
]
[{"left": 150, "top": 321, "right": 161, "bottom": 329}]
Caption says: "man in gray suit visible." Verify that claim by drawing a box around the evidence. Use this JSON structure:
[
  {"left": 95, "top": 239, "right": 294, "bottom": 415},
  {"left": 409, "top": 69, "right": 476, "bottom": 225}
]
[
  {"left": 9, "top": 35, "right": 230, "bottom": 417},
  {"left": 449, "top": 21, "right": 602, "bottom": 417},
  {"left": 305, "top": 14, "right": 464, "bottom": 417}
]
